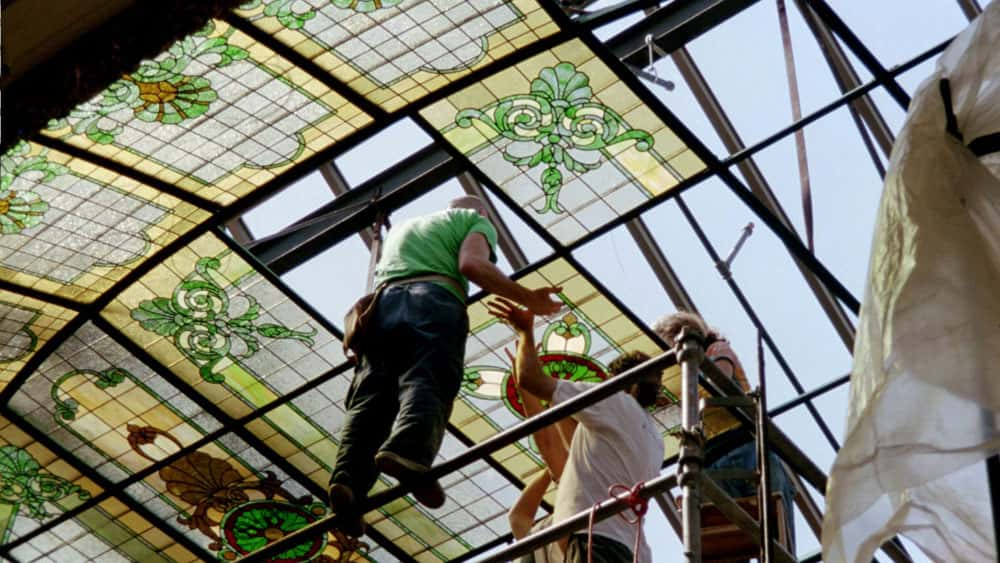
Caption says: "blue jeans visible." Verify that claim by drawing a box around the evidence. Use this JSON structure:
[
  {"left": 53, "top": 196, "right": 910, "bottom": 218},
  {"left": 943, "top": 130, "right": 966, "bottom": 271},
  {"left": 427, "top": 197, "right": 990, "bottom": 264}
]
[
  {"left": 708, "top": 441, "right": 796, "bottom": 552},
  {"left": 330, "top": 282, "right": 468, "bottom": 496}
]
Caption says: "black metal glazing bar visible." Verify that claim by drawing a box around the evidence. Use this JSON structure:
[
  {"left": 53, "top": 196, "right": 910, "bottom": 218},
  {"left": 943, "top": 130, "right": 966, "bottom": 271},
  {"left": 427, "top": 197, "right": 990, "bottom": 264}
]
[
  {"left": 30, "top": 134, "right": 223, "bottom": 215},
  {"left": 769, "top": 373, "right": 849, "bottom": 417},
  {"left": 0, "top": 359, "right": 355, "bottom": 552},
  {"left": 0, "top": 403, "right": 218, "bottom": 562},
  {"left": 574, "top": 0, "right": 663, "bottom": 28},
  {"left": 82, "top": 314, "right": 415, "bottom": 561},
  {"left": 801, "top": 0, "right": 911, "bottom": 109}
]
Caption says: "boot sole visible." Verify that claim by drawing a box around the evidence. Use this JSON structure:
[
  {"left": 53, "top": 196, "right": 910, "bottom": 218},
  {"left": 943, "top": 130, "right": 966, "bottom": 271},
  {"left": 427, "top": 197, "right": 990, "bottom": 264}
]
[
  {"left": 375, "top": 452, "right": 446, "bottom": 509},
  {"left": 327, "top": 483, "right": 366, "bottom": 537}
]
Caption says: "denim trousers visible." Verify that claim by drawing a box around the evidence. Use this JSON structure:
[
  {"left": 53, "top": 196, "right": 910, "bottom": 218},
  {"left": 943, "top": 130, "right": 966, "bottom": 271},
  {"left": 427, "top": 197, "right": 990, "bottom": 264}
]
[
  {"left": 330, "top": 282, "right": 468, "bottom": 496},
  {"left": 708, "top": 440, "right": 797, "bottom": 552}
]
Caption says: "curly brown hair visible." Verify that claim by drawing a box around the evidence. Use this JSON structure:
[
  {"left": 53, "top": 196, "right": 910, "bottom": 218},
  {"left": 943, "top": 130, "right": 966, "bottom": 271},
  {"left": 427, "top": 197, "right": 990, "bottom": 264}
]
[{"left": 608, "top": 350, "right": 661, "bottom": 408}]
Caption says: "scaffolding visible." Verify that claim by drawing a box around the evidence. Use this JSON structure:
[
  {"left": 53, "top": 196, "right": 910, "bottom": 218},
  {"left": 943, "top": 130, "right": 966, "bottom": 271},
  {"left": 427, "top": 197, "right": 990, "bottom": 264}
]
[{"left": 1, "top": 1, "right": 997, "bottom": 562}]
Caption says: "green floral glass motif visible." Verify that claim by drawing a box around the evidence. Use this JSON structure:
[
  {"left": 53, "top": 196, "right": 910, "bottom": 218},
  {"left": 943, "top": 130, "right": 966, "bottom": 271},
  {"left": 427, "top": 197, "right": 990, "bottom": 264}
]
[
  {"left": 130, "top": 257, "right": 317, "bottom": 383},
  {"left": 53, "top": 22, "right": 248, "bottom": 145},
  {"left": 245, "top": 0, "right": 402, "bottom": 25},
  {"left": 464, "top": 313, "right": 610, "bottom": 418},
  {"left": 51, "top": 368, "right": 129, "bottom": 421},
  {"left": 455, "top": 63, "right": 654, "bottom": 214},
  {"left": 331, "top": 0, "right": 403, "bottom": 13},
  {"left": 0, "top": 142, "right": 63, "bottom": 234},
  {"left": 0, "top": 445, "right": 90, "bottom": 519}
]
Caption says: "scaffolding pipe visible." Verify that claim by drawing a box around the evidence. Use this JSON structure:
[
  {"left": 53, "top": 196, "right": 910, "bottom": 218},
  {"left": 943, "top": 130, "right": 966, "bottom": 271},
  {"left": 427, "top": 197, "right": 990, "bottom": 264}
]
[
  {"left": 676, "top": 327, "right": 706, "bottom": 562},
  {"left": 237, "top": 351, "right": 678, "bottom": 562}
]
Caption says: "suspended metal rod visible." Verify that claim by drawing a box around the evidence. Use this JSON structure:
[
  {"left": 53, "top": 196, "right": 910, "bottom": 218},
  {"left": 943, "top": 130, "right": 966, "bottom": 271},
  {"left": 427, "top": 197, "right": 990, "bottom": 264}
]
[
  {"left": 676, "top": 195, "right": 842, "bottom": 451},
  {"left": 671, "top": 47, "right": 857, "bottom": 351}
]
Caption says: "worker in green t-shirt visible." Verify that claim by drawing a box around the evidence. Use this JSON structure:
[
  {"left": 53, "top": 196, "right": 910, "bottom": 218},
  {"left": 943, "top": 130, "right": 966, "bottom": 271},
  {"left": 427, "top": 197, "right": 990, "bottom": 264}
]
[{"left": 329, "top": 196, "right": 562, "bottom": 537}]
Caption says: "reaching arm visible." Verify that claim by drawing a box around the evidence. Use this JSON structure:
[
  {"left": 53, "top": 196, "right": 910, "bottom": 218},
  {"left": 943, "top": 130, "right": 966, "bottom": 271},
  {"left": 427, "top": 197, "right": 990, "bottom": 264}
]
[
  {"left": 506, "top": 348, "right": 569, "bottom": 479},
  {"left": 459, "top": 234, "right": 562, "bottom": 316},
  {"left": 509, "top": 471, "right": 551, "bottom": 539},
  {"left": 489, "top": 298, "right": 558, "bottom": 401}
]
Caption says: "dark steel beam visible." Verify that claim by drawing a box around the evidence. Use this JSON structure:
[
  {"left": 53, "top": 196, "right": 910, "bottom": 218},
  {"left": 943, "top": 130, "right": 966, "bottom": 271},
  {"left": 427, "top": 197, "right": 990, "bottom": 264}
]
[
  {"left": 225, "top": 217, "right": 255, "bottom": 246},
  {"left": 627, "top": 218, "right": 700, "bottom": 313},
  {"left": 671, "top": 47, "right": 856, "bottom": 351},
  {"left": 792, "top": 0, "right": 895, "bottom": 159},
  {"left": 574, "top": 0, "right": 663, "bottom": 28},
  {"left": 320, "top": 162, "right": 376, "bottom": 249},
  {"left": 801, "top": 0, "right": 911, "bottom": 109},
  {"left": 956, "top": 0, "right": 983, "bottom": 20},
  {"left": 607, "top": 0, "right": 762, "bottom": 66},
  {"left": 247, "top": 145, "right": 462, "bottom": 274}
]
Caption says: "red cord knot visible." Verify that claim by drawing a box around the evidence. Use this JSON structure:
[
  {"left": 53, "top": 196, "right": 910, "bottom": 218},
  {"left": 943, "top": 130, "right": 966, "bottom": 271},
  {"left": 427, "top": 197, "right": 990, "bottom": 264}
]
[{"left": 610, "top": 481, "right": 648, "bottom": 524}]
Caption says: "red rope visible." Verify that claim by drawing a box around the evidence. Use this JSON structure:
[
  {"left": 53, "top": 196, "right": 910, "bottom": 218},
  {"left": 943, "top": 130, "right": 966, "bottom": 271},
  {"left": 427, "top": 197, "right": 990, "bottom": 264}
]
[{"left": 586, "top": 482, "right": 648, "bottom": 563}]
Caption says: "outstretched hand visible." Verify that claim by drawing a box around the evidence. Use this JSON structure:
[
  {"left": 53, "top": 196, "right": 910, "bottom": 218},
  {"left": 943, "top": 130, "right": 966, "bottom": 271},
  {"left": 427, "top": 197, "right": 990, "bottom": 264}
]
[
  {"left": 488, "top": 297, "right": 535, "bottom": 334},
  {"left": 525, "top": 286, "right": 563, "bottom": 316}
]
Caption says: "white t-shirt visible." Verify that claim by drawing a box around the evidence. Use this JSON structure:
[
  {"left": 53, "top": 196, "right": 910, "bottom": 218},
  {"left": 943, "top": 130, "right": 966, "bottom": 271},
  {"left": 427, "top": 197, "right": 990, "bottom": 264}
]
[{"left": 551, "top": 381, "right": 664, "bottom": 562}]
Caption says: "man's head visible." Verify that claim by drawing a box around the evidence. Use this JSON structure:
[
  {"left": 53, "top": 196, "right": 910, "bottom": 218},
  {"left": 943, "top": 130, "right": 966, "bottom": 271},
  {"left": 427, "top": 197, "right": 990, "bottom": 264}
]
[
  {"left": 449, "top": 195, "right": 488, "bottom": 217},
  {"left": 652, "top": 311, "right": 720, "bottom": 347},
  {"left": 608, "top": 350, "right": 662, "bottom": 408}
]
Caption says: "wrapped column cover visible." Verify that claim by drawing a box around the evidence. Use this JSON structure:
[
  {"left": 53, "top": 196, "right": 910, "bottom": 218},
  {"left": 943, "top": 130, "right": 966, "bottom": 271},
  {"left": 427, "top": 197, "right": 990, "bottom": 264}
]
[{"left": 823, "top": 2, "right": 1000, "bottom": 561}]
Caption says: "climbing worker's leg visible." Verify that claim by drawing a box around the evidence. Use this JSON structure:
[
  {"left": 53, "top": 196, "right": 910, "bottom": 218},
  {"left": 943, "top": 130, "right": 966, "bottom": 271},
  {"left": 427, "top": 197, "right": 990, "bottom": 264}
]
[
  {"left": 328, "top": 315, "right": 399, "bottom": 535},
  {"left": 565, "top": 534, "right": 633, "bottom": 563},
  {"left": 376, "top": 282, "right": 468, "bottom": 508}
]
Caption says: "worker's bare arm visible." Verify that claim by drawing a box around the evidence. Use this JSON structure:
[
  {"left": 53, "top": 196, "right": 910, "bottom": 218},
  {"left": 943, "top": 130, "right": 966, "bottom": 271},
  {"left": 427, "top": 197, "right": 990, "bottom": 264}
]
[
  {"left": 459, "top": 234, "right": 562, "bottom": 316},
  {"left": 505, "top": 348, "right": 569, "bottom": 478},
  {"left": 509, "top": 471, "right": 551, "bottom": 539},
  {"left": 487, "top": 298, "right": 557, "bottom": 401}
]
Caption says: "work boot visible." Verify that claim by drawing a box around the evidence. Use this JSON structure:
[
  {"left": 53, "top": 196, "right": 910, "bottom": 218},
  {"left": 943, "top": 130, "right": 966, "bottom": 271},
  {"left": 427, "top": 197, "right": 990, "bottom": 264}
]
[
  {"left": 327, "top": 483, "right": 366, "bottom": 537},
  {"left": 374, "top": 451, "right": 446, "bottom": 508}
]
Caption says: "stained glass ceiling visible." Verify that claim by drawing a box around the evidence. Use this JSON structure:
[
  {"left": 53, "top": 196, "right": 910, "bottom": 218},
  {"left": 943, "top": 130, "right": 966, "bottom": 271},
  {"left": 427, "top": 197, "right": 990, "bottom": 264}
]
[{"left": 1, "top": 0, "right": 969, "bottom": 561}]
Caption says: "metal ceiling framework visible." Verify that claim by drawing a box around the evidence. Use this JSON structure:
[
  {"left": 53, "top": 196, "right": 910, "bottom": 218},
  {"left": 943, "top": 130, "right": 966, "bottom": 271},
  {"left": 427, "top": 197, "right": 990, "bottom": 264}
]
[{"left": 0, "top": 0, "right": 982, "bottom": 562}]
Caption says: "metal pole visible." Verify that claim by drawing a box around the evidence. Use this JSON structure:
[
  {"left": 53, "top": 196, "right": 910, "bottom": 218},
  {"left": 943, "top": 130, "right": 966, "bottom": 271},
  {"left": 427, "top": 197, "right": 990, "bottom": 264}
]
[
  {"left": 756, "top": 332, "right": 775, "bottom": 563},
  {"left": 676, "top": 326, "right": 706, "bottom": 563}
]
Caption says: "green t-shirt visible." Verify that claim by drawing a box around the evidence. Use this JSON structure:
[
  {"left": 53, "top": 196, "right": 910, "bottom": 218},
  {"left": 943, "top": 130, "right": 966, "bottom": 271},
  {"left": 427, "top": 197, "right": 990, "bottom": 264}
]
[{"left": 374, "top": 208, "right": 498, "bottom": 302}]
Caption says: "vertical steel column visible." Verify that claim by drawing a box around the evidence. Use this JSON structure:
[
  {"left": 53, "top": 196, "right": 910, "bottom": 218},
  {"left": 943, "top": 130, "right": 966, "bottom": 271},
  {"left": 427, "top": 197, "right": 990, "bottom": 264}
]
[
  {"left": 319, "top": 161, "right": 376, "bottom": 249},
  {"left": 676, "top": 326, "right": 706, "bottom": 562},
  {"left": 756, "top": 332, "right": 775, "bottom": 562}
]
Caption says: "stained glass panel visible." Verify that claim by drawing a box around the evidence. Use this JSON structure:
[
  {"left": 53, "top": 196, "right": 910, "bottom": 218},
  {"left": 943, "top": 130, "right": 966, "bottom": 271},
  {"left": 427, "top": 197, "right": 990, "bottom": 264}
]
[
  {"left": 102, "top": 232, "right": 347, "bottom": 416},
  {"left": 0, "top": 416, "right": 198, "bottom": 563},
  {"left": 0, "top": 141, "right": 210, "bottom": 302},
  {"left": 236, "top": 0, "right": 559, "bottom": 112},
  {"left": 0, "top": 290, "right": 75, "bottom": 393},
  {"left": 422, "top": 38, "right": 706, "bottom": 244},
  {"left": 43, "top": 20, "right": 373, "bottom": 206}
]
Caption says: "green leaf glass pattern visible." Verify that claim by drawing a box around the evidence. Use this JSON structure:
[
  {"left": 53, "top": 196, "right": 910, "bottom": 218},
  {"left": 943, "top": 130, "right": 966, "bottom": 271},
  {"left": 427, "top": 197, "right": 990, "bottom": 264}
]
[
  {"left": 455, "top": 62, "right": 654, "bottom": 214},
  {"left": 130, "top": 257, "right": 317, "bottom": 383},
  {"left": 0, "top": 445, "right": 90, "bottom": 520},
  {"left": 51, "top": 368, "right": 129, "bottom": 421},
  {"left": 0, "top": 142, "right": 64, "bottom": 235},
  {"left": 52, "top": 23, "right": 247, "bottom": 145}
]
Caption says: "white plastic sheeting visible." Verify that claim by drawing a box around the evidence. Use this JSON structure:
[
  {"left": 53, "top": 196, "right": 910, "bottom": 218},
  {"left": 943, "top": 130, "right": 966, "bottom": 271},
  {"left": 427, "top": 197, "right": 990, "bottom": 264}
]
[{"left": 823, "top": 3, "right": 1000, "bottom": 562}]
